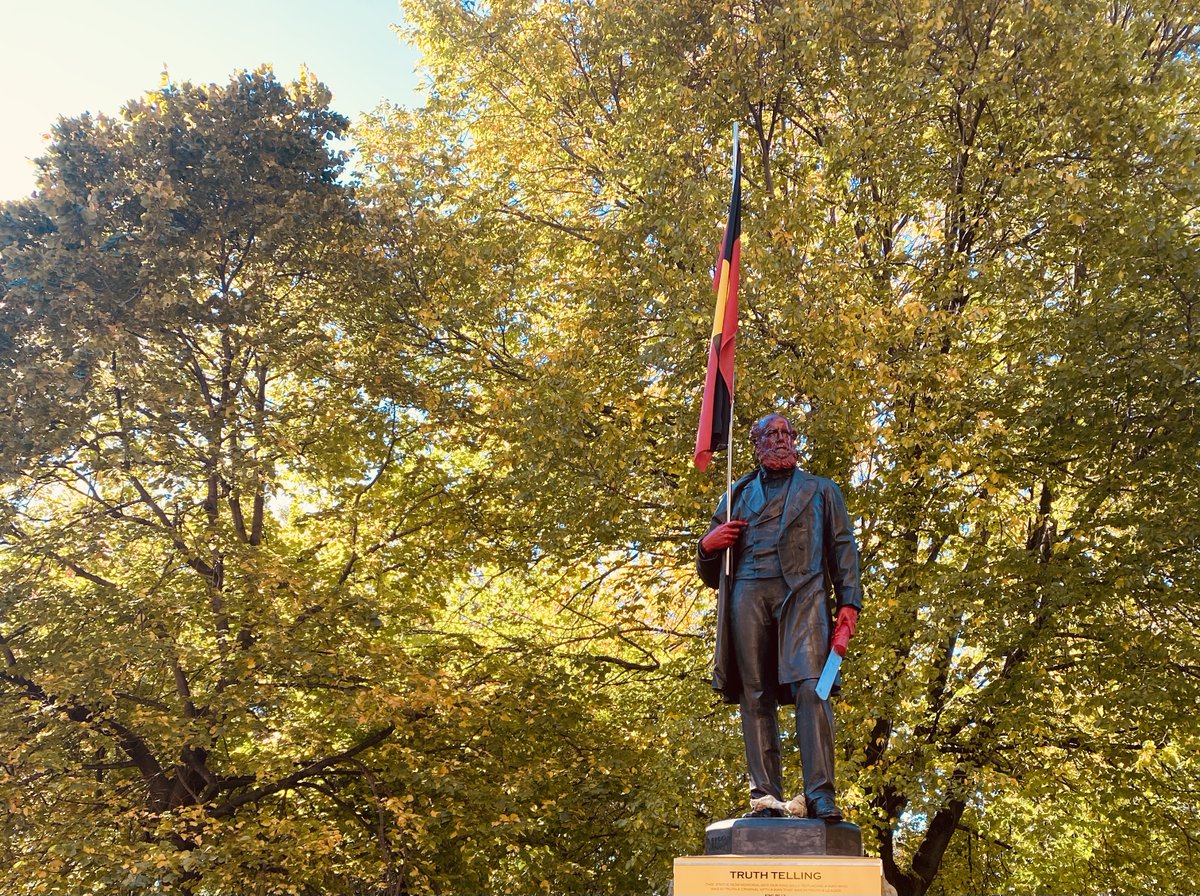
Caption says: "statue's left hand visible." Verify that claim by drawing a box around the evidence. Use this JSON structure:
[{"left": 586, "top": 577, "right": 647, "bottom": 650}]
[{"left": 831, "top": 606, "right": 859, "bottom": 657}]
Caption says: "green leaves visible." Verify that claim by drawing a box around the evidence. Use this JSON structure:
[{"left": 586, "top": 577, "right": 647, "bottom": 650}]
[
  {"left": 0, "top": 69, "right": 424, "bottom": 895},
  {"left": 4, "top": 1, "right": 1200, "bottom": 892},
  {"left": 372, "top": 0, "right": 1200, "bottom": 893}
]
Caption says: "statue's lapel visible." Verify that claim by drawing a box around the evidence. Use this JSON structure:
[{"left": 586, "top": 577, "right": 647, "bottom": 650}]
[
  {"left": 782, "top": 469, "right": 818, "bottom": 529},
  {"left": 739, "top": 473, "right": 767, "bottom": 519}
]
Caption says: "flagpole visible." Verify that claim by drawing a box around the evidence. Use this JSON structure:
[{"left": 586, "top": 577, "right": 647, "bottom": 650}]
[
  {"left": 724, "top": 124, "right": 739, "bottom": 575},
  {"left": 695, "top": 120, "right": 741, "bottom": 570},
  {"left": 724, "top": 389, "right": 734, "bottom": 574}
]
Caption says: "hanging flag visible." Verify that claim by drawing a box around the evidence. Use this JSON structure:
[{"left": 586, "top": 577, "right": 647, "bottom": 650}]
[{"left": 693, "top": 140, "right": 742, "bottom": 472}]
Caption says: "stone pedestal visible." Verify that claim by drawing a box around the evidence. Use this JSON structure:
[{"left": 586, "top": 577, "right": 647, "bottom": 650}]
[
  {"left": 673, "top": 819, "right": 883, "bottom": 896},
  {"left": 705, "top": 817, "right": 863, "bottom": 857}
]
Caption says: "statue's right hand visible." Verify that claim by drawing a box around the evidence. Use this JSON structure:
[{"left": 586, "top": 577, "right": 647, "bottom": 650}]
[{"left": 700, "top": 520, "right": 747, "bottom": 555}]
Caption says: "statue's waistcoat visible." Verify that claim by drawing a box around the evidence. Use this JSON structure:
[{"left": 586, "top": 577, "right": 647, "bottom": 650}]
[{"left": 735, "top": 475, "right": 789, "bottom": 580}]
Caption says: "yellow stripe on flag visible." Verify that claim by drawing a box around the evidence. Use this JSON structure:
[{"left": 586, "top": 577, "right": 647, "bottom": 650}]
[{"left": 711, "top": 261, "right": 730, "bottom": 339}]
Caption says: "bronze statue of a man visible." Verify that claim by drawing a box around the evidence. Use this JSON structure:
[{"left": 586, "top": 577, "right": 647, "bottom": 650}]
[{"left": 697, "top": 413, "right": 862, "bottom": 821}]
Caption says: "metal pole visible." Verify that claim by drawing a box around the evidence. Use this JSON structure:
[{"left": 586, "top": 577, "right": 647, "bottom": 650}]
[{"left": 724, "top": 123, "right": 739, "bottom": 575}]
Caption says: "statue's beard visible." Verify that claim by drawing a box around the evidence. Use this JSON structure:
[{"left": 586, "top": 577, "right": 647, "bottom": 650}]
[{"left": 759, "top": 446, "right": 798, "bottom": 471}]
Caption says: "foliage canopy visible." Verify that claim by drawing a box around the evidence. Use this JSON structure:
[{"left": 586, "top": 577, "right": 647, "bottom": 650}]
[{"left": 2, "top": 0, "right": 1200, "bottom": 893}]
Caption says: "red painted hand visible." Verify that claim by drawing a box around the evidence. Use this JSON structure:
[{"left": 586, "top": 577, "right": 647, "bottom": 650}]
[{"left": 831, "top": 606, "right": 859, "bottom": 657}]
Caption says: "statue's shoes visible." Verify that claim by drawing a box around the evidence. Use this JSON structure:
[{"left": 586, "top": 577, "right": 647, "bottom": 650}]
[
  {"left": 808, "top": 797, "right": 843, "bottom": 822},
  {"left": 741, "top": 806, "right": 786, "bottom": 818}
]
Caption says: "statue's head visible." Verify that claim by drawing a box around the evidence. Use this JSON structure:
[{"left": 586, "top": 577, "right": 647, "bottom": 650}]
[{"left": 750, "top": 413, "right": 798, "bottom": 471}]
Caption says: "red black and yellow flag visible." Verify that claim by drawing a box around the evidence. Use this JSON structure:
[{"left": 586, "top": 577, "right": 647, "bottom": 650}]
[{"left": 693, "top": 143, "right": 742, "bottom": 471}]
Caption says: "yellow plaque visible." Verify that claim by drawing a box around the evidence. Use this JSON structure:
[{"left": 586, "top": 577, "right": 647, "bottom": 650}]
[{"left": 673, "top": 856, "right": 883, "bottom": 896}]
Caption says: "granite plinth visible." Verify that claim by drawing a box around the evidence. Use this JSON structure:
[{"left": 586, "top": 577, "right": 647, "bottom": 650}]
[{"left": 705, "top": 817, "right": 863, "bottom": 857}]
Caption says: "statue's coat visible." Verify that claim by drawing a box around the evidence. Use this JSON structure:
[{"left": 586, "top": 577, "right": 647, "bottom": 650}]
[{"left": 698, "top": 467, "right": 863, "bottom": 705}]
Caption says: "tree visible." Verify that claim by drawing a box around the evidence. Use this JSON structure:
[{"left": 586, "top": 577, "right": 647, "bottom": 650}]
[
  {"left": 0, "top": 66, "right": 739, "bottom": 896},
  {"left": 372, "top": 0, "right": 1200, "bottom": 891},
  {"left": 0, "top": 68, "right": 459, "bottom": 894}
]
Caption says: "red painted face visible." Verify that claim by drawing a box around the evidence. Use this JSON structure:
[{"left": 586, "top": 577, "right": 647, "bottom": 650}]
[{"left": 752, "top": 415, "right": 798, "bottom": 471}]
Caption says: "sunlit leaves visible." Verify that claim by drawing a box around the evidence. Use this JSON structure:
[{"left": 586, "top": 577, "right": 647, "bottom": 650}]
[
  {"left": 376, "top": 0, "right": 1200, "bottom": 893},
  {"left": 4, "top": 0, "right": 1200, "bottom": 892}
]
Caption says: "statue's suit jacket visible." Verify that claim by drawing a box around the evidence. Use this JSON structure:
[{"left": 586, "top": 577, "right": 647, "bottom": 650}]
[{"left": 698, "top": 467, "right": 863, "bottom": 705}]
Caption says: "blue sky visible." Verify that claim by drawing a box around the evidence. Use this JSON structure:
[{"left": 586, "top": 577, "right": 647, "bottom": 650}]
[{"left": 0, "top": 0, "right": 423, "bottom": 200}]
